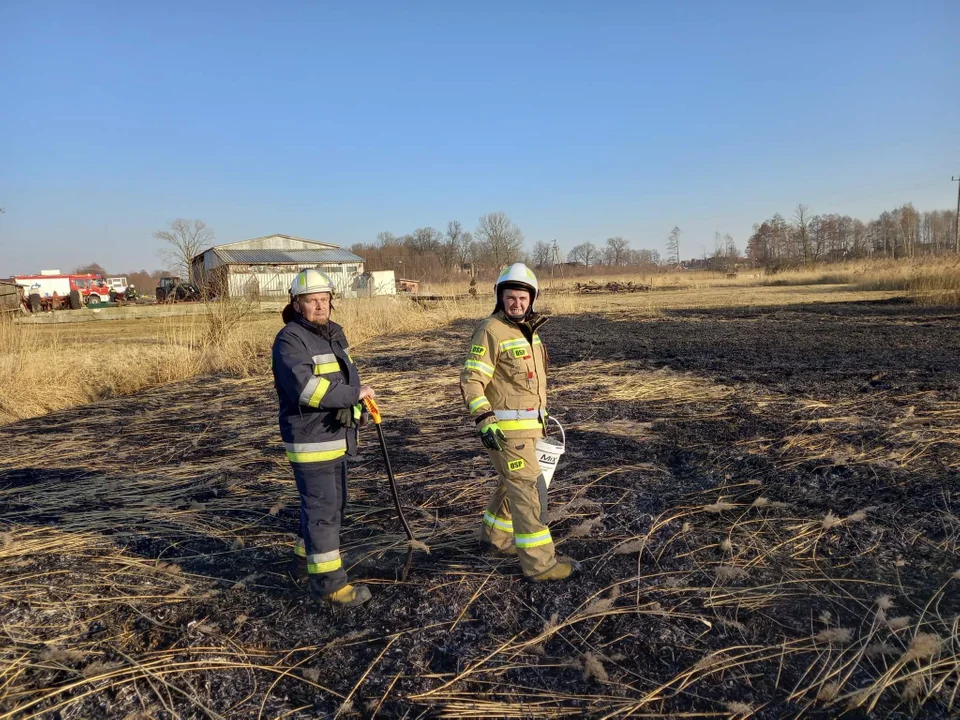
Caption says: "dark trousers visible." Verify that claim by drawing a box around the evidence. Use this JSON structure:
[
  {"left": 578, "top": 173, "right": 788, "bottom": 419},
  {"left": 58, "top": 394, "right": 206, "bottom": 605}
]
[{"left": 292, "top": 458, "right": 348, "bottom": 596}]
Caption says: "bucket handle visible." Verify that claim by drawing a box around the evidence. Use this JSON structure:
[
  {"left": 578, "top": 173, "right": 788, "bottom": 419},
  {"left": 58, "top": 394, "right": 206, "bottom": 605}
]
[{"left": 546, "top": 415, "right": 565, "bottom": 449}]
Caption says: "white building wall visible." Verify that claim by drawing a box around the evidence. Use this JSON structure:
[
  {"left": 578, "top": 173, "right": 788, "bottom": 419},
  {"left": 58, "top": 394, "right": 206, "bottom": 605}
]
[
  {"left": 355, "top": 270, "right": 397, "bottom": 296},
  {"left": 225, "top": 263, "right": 364, "bottom": 299}
]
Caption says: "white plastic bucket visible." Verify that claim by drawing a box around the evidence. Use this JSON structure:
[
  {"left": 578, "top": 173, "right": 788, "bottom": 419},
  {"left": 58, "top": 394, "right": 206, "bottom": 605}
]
[{"left": 535, "top": 416, "right": 566, "bottom": 488}]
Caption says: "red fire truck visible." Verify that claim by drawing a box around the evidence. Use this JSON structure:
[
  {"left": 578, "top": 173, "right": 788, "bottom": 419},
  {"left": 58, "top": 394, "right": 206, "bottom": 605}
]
[{"left": 13, "top": 272, "right": 112, "bottom": 312}]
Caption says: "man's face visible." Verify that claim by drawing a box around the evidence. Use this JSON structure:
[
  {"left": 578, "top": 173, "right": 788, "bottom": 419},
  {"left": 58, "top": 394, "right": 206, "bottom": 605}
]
[
  {"left": 295, "top": 292, "right": 331, "bottom": 325},
  {"left": 502, "top": 288, "right": 531, "bottom": 320}
]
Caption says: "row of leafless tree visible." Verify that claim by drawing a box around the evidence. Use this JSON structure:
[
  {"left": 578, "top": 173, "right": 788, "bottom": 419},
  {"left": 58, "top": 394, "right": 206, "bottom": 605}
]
[
  {"left": 563, "top": 237, "right": 664, "bottom": 269},
  {"left": 746, "top": 203, "right": 958, "bottom": 268},
  {"left": 352, "top": 212, "right": 525, "bottom": 281},
  {"left": 357, "top": 218, "right": 682, "bottom": 281}
]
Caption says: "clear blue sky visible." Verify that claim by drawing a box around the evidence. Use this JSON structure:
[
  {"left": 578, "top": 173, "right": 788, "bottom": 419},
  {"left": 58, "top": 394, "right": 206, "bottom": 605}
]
[{"left": 2, "top": 0, "right": 957, "bottom": 274}]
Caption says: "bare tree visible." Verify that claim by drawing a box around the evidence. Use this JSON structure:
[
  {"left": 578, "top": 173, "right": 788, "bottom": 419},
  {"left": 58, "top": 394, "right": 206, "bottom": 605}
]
[
  {"left": 376, "top": 231, "right": 399, "bottom": 248},
  {"left": 630, "top": 248, "right": 660, "bottom": 266},
  {"left": 605, "top": 236, "right": 630, "bottom": 266},
  {"left": 443, "top": 221, "right": 467, "bottom": 269},
  {"left": 793, "top": 204, "right": 811, "bottom": 265},
  {"left": 666, "top": 226, "right": 682, "bottom": 266},
  {"left": 532, "top": 241, "right": 553, "bottom": 268},
  {"left": 456, "top": 231, "right": 476, "bottom": 268},
  {"left": 475, "top": 212, "right": 524, "bottom": 269},
  {"left": 155, "top": 219, "right": 213, "bottom": 281},
  {"left": 724, "top": 233, "right": 738, "bottom": 258},
  {"left": 409, "top": 227, "right": 443, "bottom": 255},
  {"left": 567, "top": 242, "right": 598, "bottom": 266}
]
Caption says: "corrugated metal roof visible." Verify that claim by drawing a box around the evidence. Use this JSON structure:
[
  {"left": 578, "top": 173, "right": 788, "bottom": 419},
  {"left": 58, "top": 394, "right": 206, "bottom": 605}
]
[{"left": 213, "top": 248, "right": 365, "bottom": 264}]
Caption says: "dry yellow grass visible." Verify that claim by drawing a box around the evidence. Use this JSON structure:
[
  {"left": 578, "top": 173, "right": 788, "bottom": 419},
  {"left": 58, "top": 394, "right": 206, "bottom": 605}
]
[
  {"left": 0, "top": 295, "right": 486, "bottom": 424},
  {"left": 2, "top": 255, "right": 959, "bottom": 424}
]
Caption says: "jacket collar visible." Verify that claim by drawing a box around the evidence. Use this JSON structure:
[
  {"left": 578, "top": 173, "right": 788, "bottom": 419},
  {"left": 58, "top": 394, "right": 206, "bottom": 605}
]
[{"left": 494, "top": 309, "right": 548, "bottom": 334}]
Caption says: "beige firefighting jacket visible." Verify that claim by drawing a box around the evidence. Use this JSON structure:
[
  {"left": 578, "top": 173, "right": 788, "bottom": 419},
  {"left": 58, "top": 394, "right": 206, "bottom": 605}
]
[{"left": 460, "top": 310, "right": 548, "bottom": 438}]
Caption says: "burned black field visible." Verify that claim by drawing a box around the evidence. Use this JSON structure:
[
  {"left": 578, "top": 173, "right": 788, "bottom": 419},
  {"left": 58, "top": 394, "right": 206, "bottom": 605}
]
[{"left": 1, "top": 298, "right": 958, "bottom": 719}]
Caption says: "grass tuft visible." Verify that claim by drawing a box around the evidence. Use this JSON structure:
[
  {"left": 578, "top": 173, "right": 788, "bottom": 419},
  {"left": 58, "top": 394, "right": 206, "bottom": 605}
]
[
  {"left": 815, "top": 627, "right": 854, "bottom": 644},
  {"left": 905, "top": 633, "right": 943, "bottom": 660},
  {"left": 581, "top": 652, "right": 609, "bottom": 683},
  {"left": 821, "top": 511, "right": 843, "bottom": 530}
]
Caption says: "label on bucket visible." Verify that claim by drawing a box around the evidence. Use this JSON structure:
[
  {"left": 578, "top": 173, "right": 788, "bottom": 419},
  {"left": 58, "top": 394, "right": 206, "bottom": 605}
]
[{"left": 538, "top": 452, "right": 557, "bottom": 466}]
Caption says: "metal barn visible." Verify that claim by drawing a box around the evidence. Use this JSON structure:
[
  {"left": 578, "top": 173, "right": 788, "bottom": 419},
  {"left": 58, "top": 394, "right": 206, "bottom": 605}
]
[{"left": 191, "top": 235, "right": 366, "bottom": 300}]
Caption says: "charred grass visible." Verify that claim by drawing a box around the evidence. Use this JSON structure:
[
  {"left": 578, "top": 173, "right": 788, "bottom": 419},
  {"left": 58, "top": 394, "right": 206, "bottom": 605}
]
[{"left": 1, "top": 293, "right": 959, "bottom": 717}]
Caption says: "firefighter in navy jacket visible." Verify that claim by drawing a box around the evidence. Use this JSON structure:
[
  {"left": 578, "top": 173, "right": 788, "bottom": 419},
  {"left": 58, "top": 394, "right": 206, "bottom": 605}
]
[{"left": 272, "top": 269, "right": 375, "bottom": 607}]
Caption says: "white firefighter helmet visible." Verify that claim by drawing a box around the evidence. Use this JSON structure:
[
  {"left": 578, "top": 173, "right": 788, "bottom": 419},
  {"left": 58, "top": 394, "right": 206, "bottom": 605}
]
[
  {"left": 290, "top": 268, "right": 335, "bottom": 298},
  {"left": 495, "top": 263, "right": 539, "bottom": 299}
]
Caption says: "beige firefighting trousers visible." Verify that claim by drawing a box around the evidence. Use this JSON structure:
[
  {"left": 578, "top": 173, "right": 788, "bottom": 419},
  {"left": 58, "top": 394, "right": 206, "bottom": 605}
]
[{"left": 480, "top": 437, "right": 556, "bottom": 576}]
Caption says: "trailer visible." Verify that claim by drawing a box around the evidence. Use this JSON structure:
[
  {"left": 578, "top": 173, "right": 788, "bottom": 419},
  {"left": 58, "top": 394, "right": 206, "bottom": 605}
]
[{"left": 12, "top": 272, "right": 112, "bottom": 312}]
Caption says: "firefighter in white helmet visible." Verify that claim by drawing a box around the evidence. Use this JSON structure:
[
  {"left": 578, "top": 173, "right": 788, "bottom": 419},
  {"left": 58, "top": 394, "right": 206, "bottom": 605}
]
[
  {"left": 272, "top": 268, "right": 375, "bottom": 606},
  {"left": 459, "top": 263, "right": 579, "bottom": 581}
]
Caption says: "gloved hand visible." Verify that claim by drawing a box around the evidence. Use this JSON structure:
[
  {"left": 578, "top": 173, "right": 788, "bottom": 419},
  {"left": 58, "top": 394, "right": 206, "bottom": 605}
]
[
  {"left": 336, "top": 403, "right": 363, "bottom": 428},
  {"left": 479, "top": 422, "right": 506, "bottom": 451}
]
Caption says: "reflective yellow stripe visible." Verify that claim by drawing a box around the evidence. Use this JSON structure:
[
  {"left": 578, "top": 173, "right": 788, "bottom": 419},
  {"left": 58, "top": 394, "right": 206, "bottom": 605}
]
[
  {"left": 515, "top": 528, "right": 553, "bottom": 548},
  {"left": 309, "top": 558, "right": 341, "bottom": 573},
  {"left": 498, "top": 418, "right": 543, "bottom": 431},
  {"left": 294, "top": 538, "right": 306, "bottom": 557},
  {"left": 286, "top": 447, "right": 346, "bottom": 463},
  {"left": 307, "top": 550, "right": 342, "bottom": 574},
  {"left": 483, "top": 511, "right": 513, "bottom": 531},
  {"left": 313, "top": 362, "right": 340, "bottom": 375},
  {"left": 464, "top": 359, "right": 495, "bottom": 377},
  {"left": 533, "top": 335, "right": 542, "bottom": 345},
  {"left": 307, "top": 377, "right": 331, "bottom": 407},
  {"left": 468, "top": 396, "right": 491, "bottom": 413},
  {"left": 499, "top": 338, "right": 529, "bottom": 351}
]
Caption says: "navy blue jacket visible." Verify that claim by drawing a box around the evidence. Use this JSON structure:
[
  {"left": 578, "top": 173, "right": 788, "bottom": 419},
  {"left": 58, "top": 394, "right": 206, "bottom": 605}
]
[{"left": 272, "top": 310, "right": 362, "bottom": 463}]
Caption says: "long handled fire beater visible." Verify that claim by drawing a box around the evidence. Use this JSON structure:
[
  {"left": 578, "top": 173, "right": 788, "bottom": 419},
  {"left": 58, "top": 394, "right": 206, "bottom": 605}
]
[{"left": 362, "top": 397, "right": 416, "bottom": 543}]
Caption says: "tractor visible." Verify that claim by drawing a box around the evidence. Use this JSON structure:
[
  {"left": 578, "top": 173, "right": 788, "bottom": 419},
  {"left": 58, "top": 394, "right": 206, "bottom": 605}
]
[{"left": 155, "top": 277, "right": 203, "bottom": 304}]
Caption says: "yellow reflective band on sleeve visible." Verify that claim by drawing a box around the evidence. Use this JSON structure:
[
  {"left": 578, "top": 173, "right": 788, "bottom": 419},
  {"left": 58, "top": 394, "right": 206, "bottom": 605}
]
[
  {"left": 308, "top": 377, "right": 331, "bottom": 407},
  {"left": 483, "top": 511, "right": 513, "bottom": 531},
  {"left": 307, "top": 550, "right": 342, "bottom": 574},
  {"left": 515, "top": 528, "right": 553, "bottom": 548},
  {"left": 464, "top": 359, "right": 495, "bottom": 377},
  {"left": 507, "top": 458, "right": 525, "bottom": 471},
  {"left": 497, "top": 418, "right": 544, "bottom": 431},
  {"left": 313, "top": 362, "right": 340, "bottom": 375},
  {"left": 468, "top": 396, "right": 491, "bottom": 413},
  {"left": 294, "top": 537, "right": 306, "bottom": 557},
  {"left": 499, "top": 338, "right": 529, "bottom": 352},
  {"left": 470, "top": 344, "right": 486, "bottom": 356},
  {"left": 533, "top": 335, "right": 542, "bottom": 345}
]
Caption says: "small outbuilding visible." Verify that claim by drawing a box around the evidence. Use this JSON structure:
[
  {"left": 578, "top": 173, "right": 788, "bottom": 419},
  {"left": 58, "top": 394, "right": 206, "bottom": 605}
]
[{"left": 191, "top": 234, "right": 366, "bottom": 300}]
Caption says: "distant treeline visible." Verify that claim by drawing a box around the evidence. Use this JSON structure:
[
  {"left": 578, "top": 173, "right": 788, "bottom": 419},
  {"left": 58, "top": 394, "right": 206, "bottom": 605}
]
[{"left": 746, "top": 204, "right": 957, "bottom": 269}]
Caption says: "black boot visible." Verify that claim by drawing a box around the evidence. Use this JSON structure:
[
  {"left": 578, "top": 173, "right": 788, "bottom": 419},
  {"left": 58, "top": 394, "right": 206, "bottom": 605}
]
[{"left": 290, "top": 556, "right": 308, "bottom": 582}]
